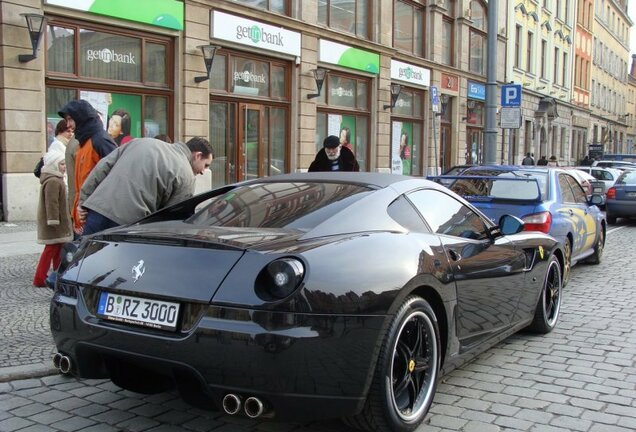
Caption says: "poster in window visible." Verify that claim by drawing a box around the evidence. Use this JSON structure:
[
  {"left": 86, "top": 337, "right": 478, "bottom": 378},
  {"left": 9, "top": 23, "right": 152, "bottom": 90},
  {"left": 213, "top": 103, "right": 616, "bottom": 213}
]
[{"left": 391, "top": 121, "right": 403, "bottom": 174}]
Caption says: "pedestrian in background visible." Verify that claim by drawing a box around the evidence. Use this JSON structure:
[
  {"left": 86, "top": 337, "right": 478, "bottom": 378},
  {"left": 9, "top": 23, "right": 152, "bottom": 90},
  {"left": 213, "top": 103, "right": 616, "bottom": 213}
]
[
  {"left": 521, "top": 152, "right": 535, "bottom": 165},
  {"left": 548, "top": 155, "right": 559, "bottom": 166},
  {"left": 308, "top": 135, "right": 360, "bottom": 172},
  {"left": 47, "top": 119, "right": 75, "bottom": 157},
  {"left": 339, "top": 127, "right": 353, "bottom": 152},
  {"left": 77, "top": 137, "right": 214, "bottom": 235},
  {"left": 58, "top": 99, "right": 117, "bottom": 236},
  {"left": 537, "top": 155, "right": 548, "bottom": 165},
  {"left": 33, "top": 150, "right": 72, "bottom": 287}
]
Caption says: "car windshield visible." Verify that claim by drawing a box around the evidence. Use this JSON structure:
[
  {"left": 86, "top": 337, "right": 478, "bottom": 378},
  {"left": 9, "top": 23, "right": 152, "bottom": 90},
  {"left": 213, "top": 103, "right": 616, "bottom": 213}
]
[
  {"left": 453, "top": 169, "right": 548, "bottom": 199},
  {"left": 186, "top": 182, "right": 373, "bottom": 230}
]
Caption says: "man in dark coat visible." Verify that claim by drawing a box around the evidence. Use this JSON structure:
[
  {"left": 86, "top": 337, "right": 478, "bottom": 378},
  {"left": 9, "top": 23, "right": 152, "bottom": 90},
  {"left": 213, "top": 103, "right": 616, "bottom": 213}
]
[
  {"left": 537, "top": 155, "right": 549, "bottom": 166},
  {"left": 308, "top": 135, "right": 360, "bottom": 172},
  {"left": 58, "top": 99, "right": 117, "bottom": 234}
]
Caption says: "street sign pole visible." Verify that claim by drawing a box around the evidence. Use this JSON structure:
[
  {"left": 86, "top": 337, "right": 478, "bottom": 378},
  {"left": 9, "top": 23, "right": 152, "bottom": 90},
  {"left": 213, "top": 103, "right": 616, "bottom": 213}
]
[
  {"left": 431, "top": 86, "right": 440, "bottom": 175},
  {"left": 484, "top": 0, "right": 498, "bottom": 165}
]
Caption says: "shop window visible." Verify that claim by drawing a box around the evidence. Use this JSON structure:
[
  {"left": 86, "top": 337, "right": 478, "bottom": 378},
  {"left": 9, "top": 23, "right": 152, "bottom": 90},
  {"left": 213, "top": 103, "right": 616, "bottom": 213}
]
[
  {"left": 394, "top": 0, "right": 425, "bottom": 57},
  {"left": 390, "top": 89, "right": 424, "bottom": 175},
  {"left": 46, "top": 88, "right": 170, "bottom": 142},
  {"left": 315, "top": 71, "right": 370, "bottom": 170},
  {"left": 232, "top": 58, "right": 270, "bottom": 97},
  {"left": 145, "top": 43, "right": 167, "bottom": 84},
  {"left": 318, "top": 0, "right": 370, "bottom": 39},
  {"left": 46, "top": 26, "right": 74, "bottom": 74},
  {"left": 210, "top": 51, "right": 288, "bottom": 100},
  {"left": 47, "top": 21, "right": 172, "bottom": 87},
  {"left": 79, "top": 30, "right": 142, "bottom": 82},
  {"left": 231, "top": 0, "right": 290, "bottom": 15},
  {"left": 316, "top": 113, "right": 369, "bottom": 171}
]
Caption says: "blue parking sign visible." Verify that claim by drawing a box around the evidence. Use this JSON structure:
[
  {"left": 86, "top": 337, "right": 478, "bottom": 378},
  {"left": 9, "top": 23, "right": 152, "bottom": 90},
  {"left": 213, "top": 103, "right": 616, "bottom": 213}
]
[{"left": 501, "top": 84, "right": 521, "bottom": 107}]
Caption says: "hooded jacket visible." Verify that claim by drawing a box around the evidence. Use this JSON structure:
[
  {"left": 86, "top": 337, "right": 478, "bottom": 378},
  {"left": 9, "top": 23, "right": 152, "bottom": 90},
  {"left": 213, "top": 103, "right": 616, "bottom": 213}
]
[
  {"left": 308, "top": 146, "right": 360, "bottom": 172},
  {"left": 37, "top": 156, "right": 73, "bottom": 245},
  {"left": 58, "top": 100, "right": 117, "bottom": 231}
]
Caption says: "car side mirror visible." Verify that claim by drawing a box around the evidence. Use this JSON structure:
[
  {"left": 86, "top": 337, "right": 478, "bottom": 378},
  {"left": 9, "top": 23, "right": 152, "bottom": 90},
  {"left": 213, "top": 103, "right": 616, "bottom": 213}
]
[{"left": 498, "top": 214, "right": 525, "bottom": 235}]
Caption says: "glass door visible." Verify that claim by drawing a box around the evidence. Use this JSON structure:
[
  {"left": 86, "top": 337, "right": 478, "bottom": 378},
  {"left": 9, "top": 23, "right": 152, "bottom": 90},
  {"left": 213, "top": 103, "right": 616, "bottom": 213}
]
[
  {"left": 466, "top": 128, "right": 482, "bottom": 164},
  {"left": 239, "top": 104, "right": 264, "bottom": 181},
  {"left": 440, "top": 124, "right": 452, "bottom": 172}
]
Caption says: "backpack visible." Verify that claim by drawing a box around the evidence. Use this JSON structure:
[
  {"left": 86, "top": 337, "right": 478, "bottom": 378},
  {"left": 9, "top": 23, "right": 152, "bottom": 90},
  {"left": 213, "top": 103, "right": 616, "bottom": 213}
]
[{"left": 33, "top": 157, "right": 44, "bottom": 178}]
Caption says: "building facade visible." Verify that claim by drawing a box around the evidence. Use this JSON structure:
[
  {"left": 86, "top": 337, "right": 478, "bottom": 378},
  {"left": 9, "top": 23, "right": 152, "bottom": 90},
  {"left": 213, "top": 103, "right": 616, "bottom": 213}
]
[
  {"left": 0, "top": 0, "right": 633, "bottom": 221},
  {"left": 590, "top": 0, "right": 631, "bottom": 155}
]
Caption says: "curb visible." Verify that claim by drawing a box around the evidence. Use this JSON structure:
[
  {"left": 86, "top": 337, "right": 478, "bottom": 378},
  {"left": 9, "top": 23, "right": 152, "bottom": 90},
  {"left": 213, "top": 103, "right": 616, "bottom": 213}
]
[{"left": 0, "top": 362, "right": 58, "bottom": 383}]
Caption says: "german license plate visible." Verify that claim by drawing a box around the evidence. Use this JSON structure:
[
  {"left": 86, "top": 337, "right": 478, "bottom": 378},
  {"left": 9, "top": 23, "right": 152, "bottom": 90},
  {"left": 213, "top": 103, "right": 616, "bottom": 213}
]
[
  {"left": 627, "top": 192, "right": 636, "bottom": 197},
  {"left": 97, "top": 292, "right": 180, "bottom": 331}
]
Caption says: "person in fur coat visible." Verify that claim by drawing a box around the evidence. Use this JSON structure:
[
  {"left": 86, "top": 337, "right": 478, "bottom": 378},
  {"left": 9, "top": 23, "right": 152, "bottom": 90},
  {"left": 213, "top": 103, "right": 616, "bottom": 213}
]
[{"left": 33, "top": 150, "right": 73, "bottom": 287}]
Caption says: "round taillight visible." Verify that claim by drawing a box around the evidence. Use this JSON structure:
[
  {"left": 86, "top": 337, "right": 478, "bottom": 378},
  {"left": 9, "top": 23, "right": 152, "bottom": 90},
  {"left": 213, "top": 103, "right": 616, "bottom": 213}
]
[{"left": 255, "top": 258, "right": 305, "bottom": 301}]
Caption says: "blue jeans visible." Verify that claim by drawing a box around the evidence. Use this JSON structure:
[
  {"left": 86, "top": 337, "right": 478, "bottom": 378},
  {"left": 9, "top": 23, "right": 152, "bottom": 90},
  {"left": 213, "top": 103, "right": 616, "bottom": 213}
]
[{"left": 83, "top": 209, "right": 119, "bottom": 236}]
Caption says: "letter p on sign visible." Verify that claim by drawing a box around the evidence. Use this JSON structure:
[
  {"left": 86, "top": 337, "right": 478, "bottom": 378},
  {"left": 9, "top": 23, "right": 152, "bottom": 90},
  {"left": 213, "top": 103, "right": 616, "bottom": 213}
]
[{"left": 501, "top": 84, "right": 521, "bottom": 107}]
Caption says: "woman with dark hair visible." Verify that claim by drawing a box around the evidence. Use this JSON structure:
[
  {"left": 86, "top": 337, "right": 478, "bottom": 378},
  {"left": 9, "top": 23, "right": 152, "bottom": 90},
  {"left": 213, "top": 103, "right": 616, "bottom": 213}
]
[{"left": 108, "top": 108, "right": 132, "bottom": 146}]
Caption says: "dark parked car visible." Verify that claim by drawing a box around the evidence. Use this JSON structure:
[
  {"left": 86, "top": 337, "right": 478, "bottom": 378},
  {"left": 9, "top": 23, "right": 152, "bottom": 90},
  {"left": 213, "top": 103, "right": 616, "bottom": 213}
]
[
  {"left": 50, "top": 173, "right": 564, "bottom": 432},
  {"left": 432, "top": 166, "right": 605, "bottom": 285},
  {"left": 606, "top": 169, "right": 636, "bottom": 224}
]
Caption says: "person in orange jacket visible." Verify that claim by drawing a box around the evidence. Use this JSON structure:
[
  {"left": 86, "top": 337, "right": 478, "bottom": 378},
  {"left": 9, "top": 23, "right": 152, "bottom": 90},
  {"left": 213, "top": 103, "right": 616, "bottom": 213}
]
[{"left": 58, "top": 99, "right": 117, "bottom": 235}]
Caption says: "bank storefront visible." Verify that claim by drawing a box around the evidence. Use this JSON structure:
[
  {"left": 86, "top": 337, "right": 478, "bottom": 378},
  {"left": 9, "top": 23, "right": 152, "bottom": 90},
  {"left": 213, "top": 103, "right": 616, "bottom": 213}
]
[
  {"left": 207, "top": 11, "right": 299, "bottom": 188},
  {"left": 388, "top": 60, "right": 430, "bottom": 176},
  {"left": 44, "top": 0, "right": 181, "bottom": 144},
  {"left": 1, "top": 0, "right": 183, "bottom": 220}
]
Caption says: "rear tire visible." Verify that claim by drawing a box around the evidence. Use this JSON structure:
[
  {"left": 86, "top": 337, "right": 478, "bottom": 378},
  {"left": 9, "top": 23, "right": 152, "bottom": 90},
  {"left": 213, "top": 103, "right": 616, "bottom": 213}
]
[
  {"left": 606, "top": 213, "right": 617, "bottom": 224},
  {"left": 527, "top": 256, "right": 562, "bottom": 334},
  {"left": 346, "top": 296, "right": 440, "bottom": 432},
  {"left": 586, "top": 227, "right": 604, "bottom": 265}
]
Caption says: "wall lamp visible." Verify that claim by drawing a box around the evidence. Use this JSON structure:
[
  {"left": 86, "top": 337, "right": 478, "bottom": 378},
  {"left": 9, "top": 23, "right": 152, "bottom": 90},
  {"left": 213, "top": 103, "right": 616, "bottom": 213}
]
[
  {"left": 307, "top": 68, "right": 329, "bottom": 99},
  {"left": 194, "top": 44, "right": 219, "bottom": 83},
  {"left": 18, "top": 13, "right": 46, "bottom": 63},
  {"left": 383, "top": 83, "right": 402, "bottom": 109},
  {"left": 435, "top": 94, "right": 450, "bottom": 116}
]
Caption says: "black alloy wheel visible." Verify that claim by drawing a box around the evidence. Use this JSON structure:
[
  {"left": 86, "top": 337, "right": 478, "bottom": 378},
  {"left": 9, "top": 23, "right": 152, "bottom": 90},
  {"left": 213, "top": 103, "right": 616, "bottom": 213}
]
[
  {"left": 346, "top": 296, "right": 440, "bottom": 432},
  {"left": 528, "top": 255, "right": 562, "bottom": 334}
]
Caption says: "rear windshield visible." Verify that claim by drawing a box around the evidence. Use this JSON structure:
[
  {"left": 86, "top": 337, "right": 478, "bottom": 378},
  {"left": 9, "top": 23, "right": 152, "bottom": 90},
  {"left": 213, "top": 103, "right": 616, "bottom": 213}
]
[
  {"left": 451, "top": 169, "right": 547, "bottom": 200},
  {"left": 616, "top": 171, "right": 636, "bottom": 185},
  {"left": 186, "top": 182, "right": 373, "bottom": 229}
]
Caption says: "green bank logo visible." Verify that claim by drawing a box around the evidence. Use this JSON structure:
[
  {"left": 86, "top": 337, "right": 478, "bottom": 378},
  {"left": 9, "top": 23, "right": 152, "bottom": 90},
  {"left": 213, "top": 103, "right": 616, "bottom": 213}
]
[
  {"left": 236, "top": 25, "right": 284, "bottom": 46},
  {"left": 399, "top": 67, "right": 423, "bottom": 81}
]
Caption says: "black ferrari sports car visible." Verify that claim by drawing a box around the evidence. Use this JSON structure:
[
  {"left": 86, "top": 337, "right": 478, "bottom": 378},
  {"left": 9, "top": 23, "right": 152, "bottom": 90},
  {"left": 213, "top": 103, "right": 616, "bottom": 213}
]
[{"left": 50, "top": 172, "right": 564, "bottom": 432}]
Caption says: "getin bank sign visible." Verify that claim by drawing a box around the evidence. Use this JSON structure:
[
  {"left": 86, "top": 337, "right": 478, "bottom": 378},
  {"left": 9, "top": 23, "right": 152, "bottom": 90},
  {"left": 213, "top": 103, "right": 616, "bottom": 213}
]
[{"left": 211, "top": 11, "right": 301, "bottom": 57}]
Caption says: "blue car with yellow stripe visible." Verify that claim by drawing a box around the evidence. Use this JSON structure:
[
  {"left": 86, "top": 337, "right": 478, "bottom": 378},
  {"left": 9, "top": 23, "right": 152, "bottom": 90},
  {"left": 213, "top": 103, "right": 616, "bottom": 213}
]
[{"left": 433, "top": 166, "right": 606, "bottom": 285}]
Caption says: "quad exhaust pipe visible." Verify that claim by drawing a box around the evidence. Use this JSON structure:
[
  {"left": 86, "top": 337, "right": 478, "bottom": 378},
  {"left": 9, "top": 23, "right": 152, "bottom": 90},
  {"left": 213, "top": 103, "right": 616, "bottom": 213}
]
[
  {"left": 222, "top": 393, "right": 242, "bottom": 415},
  {"left": 222, "top": 393, "right": 266, "bottom": 418},
  {"left": 244, "top": 396, "right": 264, "bottom": 418},
  {"left": 52, "top": 352, "right": 72, "bottom": 374}
]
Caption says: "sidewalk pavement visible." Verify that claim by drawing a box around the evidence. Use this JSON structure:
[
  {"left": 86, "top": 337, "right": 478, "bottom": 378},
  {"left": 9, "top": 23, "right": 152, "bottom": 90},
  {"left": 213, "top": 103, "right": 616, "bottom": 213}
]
[{"left": 0, "top": 221, "right": 59, "bottom": 382}]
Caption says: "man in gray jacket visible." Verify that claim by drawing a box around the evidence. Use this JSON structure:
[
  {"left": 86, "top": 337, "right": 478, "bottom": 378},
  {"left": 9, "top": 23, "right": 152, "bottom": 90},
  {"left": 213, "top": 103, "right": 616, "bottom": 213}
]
[{"left": 78, "top": 137, "right": 214, "bottom": 235}]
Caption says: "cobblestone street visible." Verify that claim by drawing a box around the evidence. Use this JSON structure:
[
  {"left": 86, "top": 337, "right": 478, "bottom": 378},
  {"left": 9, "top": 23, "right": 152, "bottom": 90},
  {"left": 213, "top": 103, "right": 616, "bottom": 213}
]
[{"left": 1, "top": 222, "right": 635, "bottom": 431}]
